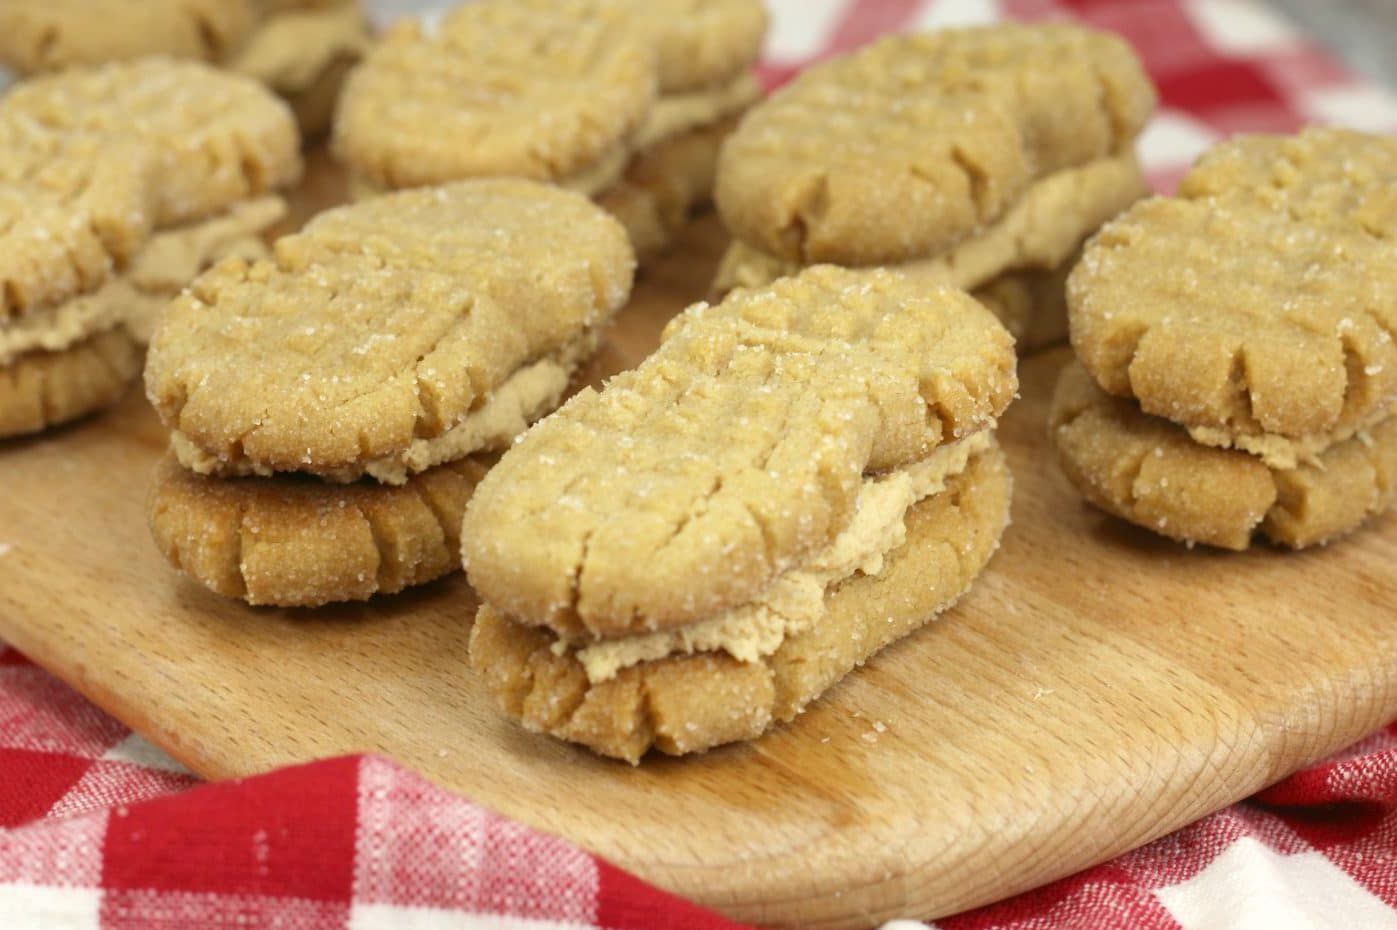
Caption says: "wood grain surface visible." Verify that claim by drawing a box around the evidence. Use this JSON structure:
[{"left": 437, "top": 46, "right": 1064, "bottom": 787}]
[{"left": 1, "top": 167, "right": 1395, "bottom": 928}]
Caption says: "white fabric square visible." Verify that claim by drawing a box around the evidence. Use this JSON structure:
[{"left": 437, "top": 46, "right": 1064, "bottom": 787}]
[
  {"left": 352, "top": 757, "right": 598, "bottom": 917},
  {"left": 764, "top": 0, "right": 852, "bottom": 63},
  {"left": 1182, "top": 0, "right": 1298, "bottom": 55},
  {"left": 913, "top": 0, "right": 1002, "bottom": 31},
  {"left": 1300, "top": 84, "right": 1397, "bottom": 133},
  {"left": 99, "top": 735, "right": 190, "bottom": 774},
  {"left": 0, "top": 883, "right": 101, "bottom": 930},
  {"left": 1136, "top": 110, "right": 1220, "bottom": 175},
  {"left": 1154, "top": 837, "right": 1397, "bottom": 930},
  {"left": 351, "top": 904, "right": 599, "bottom": 930}
]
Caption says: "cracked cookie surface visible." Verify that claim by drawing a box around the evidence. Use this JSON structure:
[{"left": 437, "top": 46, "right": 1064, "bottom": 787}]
[
  {"left": 334, "top": 0, "right": 654, "bottom": 192},
  {"left": 0, "top": 58, "right": 301, "bottom": 226},
  {"left": 469, "top": 441, "right": 1011, "bottom": 762},
  {"left": 148, "top": 453, "right": 492, "bottom": 607},
  {"left": 0, "top": 0, "right": 255, "bottom": 73},
  {"left": 1069, "top": 128, "right": 1397, "bottom": 445},
  {"left": 1049, "top": 360, "right": 1397, "bottom": 550},
  {"left": 145, "top": 180, "right": 633, "bottom": 479},
  {"left": 462, "top": 265, "right": 1016, "bottom": 640},
  {"left": 0, "top": 128, "right": 161, "bottom": 319},
  {"left": 714, "top": 24, "right": 1154, "bottom": 265}
]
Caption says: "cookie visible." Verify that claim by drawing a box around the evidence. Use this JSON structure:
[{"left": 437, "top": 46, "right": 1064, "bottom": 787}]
[
  {"left": 643, "top": 0, "right": 767, "bottom": 93},
  {"left": 1, "top": 58, "right": 302, "bottom": 226},
  {"left": 119, "top": 197, "right": 286, "bottom": 343},
  {"left": 0, "top": 0, "right": 256, "bottom": 72},
  {"left": 463, "top": 265, "right": 1016, "bottom": 643},
  {"left": 333, "top": 1, "right": 655, "bottom": 193},
  {"left": 1049, "top": 360, "right": 1397, "bottom": 550},
  {"left": 973, "top": 259, "right": 1072, "bottom": 356},
  {"left": 146, "top": 181, "right": 634, "bottom": 481},
  {"left": 148, "top": 453, "right": 492, "bottom": 607},
  {"left": 0, "top": 128, "right": 161, "bottom": 319},
  {"left": 470, "top": 439, "right": 1011, "bottom": 762},
  {"left": 1068, "top": 128, "right": 1397, "bottom": 450},
  {"left": 0, "top": 327, "right": 142, "bottom": 439},
  {"left": 713, "top": 151, "right": 1147, "bottom": 299},
  {"left": 714, "top": 24, "right": 1154, "bottom": 267},
  {"left": 1, "top": 197, "right": 284, "bottom": 367},
  {"left": 228, "top": 0, "right": 370, "bottom": 138}
]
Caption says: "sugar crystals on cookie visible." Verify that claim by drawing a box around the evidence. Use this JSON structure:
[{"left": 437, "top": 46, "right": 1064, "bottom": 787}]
[
  {"left": 711, "top": 23, "right": 1156, "bottom": 353},
  {"left": 0, "top": 0, "right": 370, "bottom": 137},
  {"left": 1053, "top": 128, "right": 1397, "bottom": 549},
  {"left": 0, "top": 61, "right": 301, "bottom": 440},
  {"left": 145, "top": 180, "right": 636, "bottom": 606},
  {"left": 334, "top": 0, "right": 768, "bottom": 258},
  {"left": 463, "top": 266, "right": 1017, "bottom": 762}
]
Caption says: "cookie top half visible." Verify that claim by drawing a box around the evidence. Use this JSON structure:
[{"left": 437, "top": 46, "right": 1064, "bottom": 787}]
[
  {"left": 462, "top": 265, "right": 1016, "bottom": 640},
  {"left": 714, "top": 23, "right": 1155, "bottom": 265},
  {"left": 1069, "top": 128, "right": 1397, "bottom": 442},
  {"left": 644, "top": 0, "right": 768, "bottom": 92},
  {"left": 145, "top": 180, "right": 634, "bottom": 476},
  {"left": 0, "top": 125, "right": 158, "bottom": 320},
  {"left": 334, "top": 0, "right": 655, "bottom": 192},
  {"left": 0, "top": 58, "right": 301, "bottom": 226},
  {"left": 0, "top": 0, "right": 256, "bottom": 73}
]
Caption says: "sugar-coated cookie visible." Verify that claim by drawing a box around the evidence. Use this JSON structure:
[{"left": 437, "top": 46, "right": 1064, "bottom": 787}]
[
  {"left": 0, "top": 327, "right": 142, "bottom": 439},
  {"left": 146, "top": 181, "right": 633, "bottom": 482},
  {"left": 464, "top": 265, "right": 1015, "bottom": 760},
  {"left": 464, "top": 266, "right": 1016, "bottom": 640},
  {"left": 1050, "top": 361, "right": 1397, "bottom": 550},
  {"left": 149, "top": 454, "right": 492, "bottom": 607},
  {"left": 1069, "top": 128, "right": 1397, "bottom": 450},
  {"left": 470, "top": 442, "right": 1011, "bottom": 762},
  {"left": 1, "top": 59, "right": 301, "bottom": 226},
  {"left": 715, "top": 24, "right": 1154, "bottom": 266}
]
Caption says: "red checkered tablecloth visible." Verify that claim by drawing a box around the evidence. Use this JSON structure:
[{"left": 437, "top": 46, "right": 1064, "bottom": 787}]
[{"left": 4, "top": 1, "right": 1396, "bottom": 928}]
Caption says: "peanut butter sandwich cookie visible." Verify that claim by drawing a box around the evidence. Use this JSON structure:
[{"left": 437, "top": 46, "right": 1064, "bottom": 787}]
[
  {"left": 464, "top": 266, "right": 1016, "bottom": 762},
  {"left": 710, "top": 24, "right": 1154, "bottom": 352},
  {"left": 334, "top": 0, "right": 766, "bottom": 257},
  {"left": 1054, "top": 128, "right": 1397, "bottom": 549},
  {"left": 0, "top": 65, "right": 298, "bottom": 439},
  {"left": 0, "top": 0, "right": 370, "bottom": 137},
  {"left": 146, "top": 180, "right": 635, "bottom": 606}
]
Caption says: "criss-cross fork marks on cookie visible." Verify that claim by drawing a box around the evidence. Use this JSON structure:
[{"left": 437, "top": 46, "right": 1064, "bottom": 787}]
[{"left": 463, "top": 266, "right": 1017, "bottom": 642}]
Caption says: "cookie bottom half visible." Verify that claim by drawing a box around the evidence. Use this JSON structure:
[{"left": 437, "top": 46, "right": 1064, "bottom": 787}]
[
  {"left": 468, "top": 441, "right": 1012, "bottom": 763},
  {"left": 596, "top": 115, "right": 739, "bottom": 260},
  {"left": 148, "top": 453, "right": 492, "bottom": 607},
  {"left": 0, "top": 327, "right": 142, "bottom": 439},
  {"left": 228, "top": 0, "right": 370, "bottom": 139},
  {"left": 972, "top": 258, "right": 1073, "bottom": 356},
  {"left": 1050, "top": 361, "right": 1397, "bottom": 550}
]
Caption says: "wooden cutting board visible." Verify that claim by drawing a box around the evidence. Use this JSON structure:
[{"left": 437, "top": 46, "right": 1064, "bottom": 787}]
[{"left": 2, "top": 164, "right": 1396, "bottom": 928}]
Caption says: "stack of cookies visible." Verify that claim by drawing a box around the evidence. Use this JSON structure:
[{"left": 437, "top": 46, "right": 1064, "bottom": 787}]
[
  {"left": 0, "top": 60, "right": 301, "bottom": 439},
  {"left": 464, "top": 266, "right": 1017, "bottom": 762},
  {"left": 710, "top": 23, "right": 1156, "bottom": 353},
  {"left": 145, "top": 180, "right": 635, "bottom": 607},
  {"left": 0, "top": 0, "right": 369, "bottom": 137},
  {"left": 1052, "top": 128, "right": 1397, "bottom": 550},
  {"left": 334, "top": 0, "right": 767, "bottom": 258}
]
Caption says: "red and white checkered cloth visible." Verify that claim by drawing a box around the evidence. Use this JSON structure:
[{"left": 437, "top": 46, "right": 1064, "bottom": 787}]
[{"left": 4, "top": 1, "right": 1397, "bottom": 927}]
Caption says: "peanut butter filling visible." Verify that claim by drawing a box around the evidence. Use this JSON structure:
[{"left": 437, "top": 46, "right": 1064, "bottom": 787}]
[
  {"left": 559, "top": 431, "right": 995, "bottom": 683},
  {"left": 0, "top": 197, "right": 285, "bottom": 364},
  {"left": 713, "top": 153, "right": 1147, "bottom": 295},
  {"left": 172, "top": 329, "right": 598, "bottom": 485}
]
